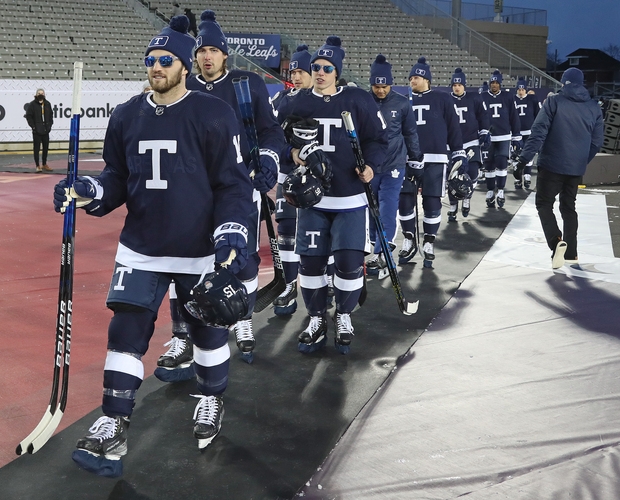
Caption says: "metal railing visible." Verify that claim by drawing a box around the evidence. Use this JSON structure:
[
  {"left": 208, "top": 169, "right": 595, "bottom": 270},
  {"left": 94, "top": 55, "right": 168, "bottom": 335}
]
[{"left": 391, "top": 0, "right": 561, "bottom": 90}]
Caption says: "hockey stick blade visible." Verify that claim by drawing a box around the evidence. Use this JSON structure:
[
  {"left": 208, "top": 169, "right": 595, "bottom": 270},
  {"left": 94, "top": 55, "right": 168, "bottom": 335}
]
[
  {"left": 17, "top": 61, "right": 82, "bottom": 456},
  {"left": 342, "top": 110, "right": 419, "bottom": 315},
  {"left": 254, "top": 276, "right": 287, "bottom": 312}
]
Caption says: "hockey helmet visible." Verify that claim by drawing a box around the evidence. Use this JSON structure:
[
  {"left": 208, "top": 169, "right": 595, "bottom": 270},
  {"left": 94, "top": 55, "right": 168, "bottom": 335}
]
[
  {"left": 185, "top": 268, "right": 249, "bottom": 328},
  {"left": 447, "top": 172, "right": 474, "bottom": 200},
  {"left": 282, "top": 167, "right": 324, "bottom": 209}
]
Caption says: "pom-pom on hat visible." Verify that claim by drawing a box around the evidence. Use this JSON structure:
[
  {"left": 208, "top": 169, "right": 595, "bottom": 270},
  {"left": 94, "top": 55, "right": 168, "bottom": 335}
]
[
  {"left": 451, "top": 67, "right": 467, "bottom": 87},
  {"left": 409, "top": 57, "right": 432, "bottom": 82},
  {"left": 289, "top": 44, "right": 312, "bottom": 74},
  {"left": 369, "top": 54, "right": 393, "bottom": 86},
  {"left": 516, "top": 79, "right": 527, "bottom": 90},
  {"left": 561, "top": 67, "right": 584, "bottom": 86},
  {"left": 311, "top": 36, "right": 345, "bottom": 78},
  {"left": 145, "top": 15, "right": 195, "bottom": 73},
  {"left": 194, "top": 10, "right": 228, "bottom": 55},
  {"left": 490, "top": 69, "right": 503, "bottom": 84}
]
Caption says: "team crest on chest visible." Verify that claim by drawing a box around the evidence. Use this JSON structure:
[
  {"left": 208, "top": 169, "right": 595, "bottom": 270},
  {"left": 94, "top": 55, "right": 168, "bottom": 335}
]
[
  {"left": 324, "top": 96, "right": 330, "bottom": 103},
  {"left": 155, "top": 106, "right": 165, "bottom": 116},
  {"left": 206, "top": 83, "right": 214, "bottom": 91}
]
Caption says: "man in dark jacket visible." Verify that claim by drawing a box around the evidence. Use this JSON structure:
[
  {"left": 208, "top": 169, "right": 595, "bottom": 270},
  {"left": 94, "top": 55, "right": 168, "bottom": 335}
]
[
  {"left": 25, "top": 88, "right": 54, "bottom": 173},
  {"left": 366, "top": 54, "right": 421, "bottom": 273},
  {"left": 515, "top": 68, "right": 603, "bottom": 269}
]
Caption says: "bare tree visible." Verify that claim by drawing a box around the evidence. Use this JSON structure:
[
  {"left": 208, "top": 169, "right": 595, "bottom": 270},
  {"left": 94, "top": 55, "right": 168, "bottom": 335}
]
[{"left": 602, "top": 43, "right": 620, "bottom": 61}]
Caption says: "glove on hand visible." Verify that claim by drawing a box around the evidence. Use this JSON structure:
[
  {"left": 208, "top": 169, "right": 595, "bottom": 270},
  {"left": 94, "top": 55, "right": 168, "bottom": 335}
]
[
  {"left": 513, "top": 157, "right": 527, "bottom": 181},
  {"left": 510, "top": 137, "right": 523, "bottom": 159},
  {"left": 305, "top": 148, "right": 333, "bottom": 191},
  {"left": 249, "top": 151, "right": 278, "bottom": 193},
  {"left": 479, "top": 131, "right": 491, "bottom": 151},
  {"left": 213, "top": 224, "right": 249, "bottom": 275},
  {"left": 405, "top": 160, "right": 424, "bottom": 183},
  {"left": 53, "top": 176, "right": 102, "bottom": 213},
  {"left": 449, "top": 150, "right": 469, "bottom": 180}
]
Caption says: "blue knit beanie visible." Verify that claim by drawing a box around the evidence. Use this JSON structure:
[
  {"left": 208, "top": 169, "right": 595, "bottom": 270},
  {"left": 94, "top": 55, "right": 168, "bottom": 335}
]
[
  {"left": 289, "top": 45, "right": 312, "bottom": 74},
  {"left": 409, "top": 57, "right": 432, "bottom": 82},
  {"left": 145, "top": 15, "right": 195, "bottom": 73},
  {"left": 516, "top": 79, "right": 527, "bottom": 90},
  {"left": 369, "top": 54, "right": 393, "bottom": 86},
  {"left": 451, "top": 67, "right": 467, "bottom": 87},
  {"left": 194, "top": 10, "right": 228, "bottom": 55},
  {"left": 490, "top": 70, "right": 503, "bottom": 84},
  {"left": 311, "top": 36, "right": 345, "bottom": 78},
  {"left": 561, "top": 68, "right": 584, "bottom": 86}
]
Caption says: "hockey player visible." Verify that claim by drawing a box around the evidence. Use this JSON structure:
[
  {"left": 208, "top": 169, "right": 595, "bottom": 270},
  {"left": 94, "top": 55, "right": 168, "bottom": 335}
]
[
  {"left": 156, "top": 10, "right": 284, "bottom": 369},
  {"left": 277, "top": 36, "right": 387, "bottom": 354},
  {"left": 269, "top": 45, "right": 313, "bottom": 316},
  {"left": 401, "top": 57, "right": 467, "bottom": 267},
  {"left": 365, "top": 54, "right": 421, "bottom": 273},
  {"left": 54, "top": 16, "right": 253, "bottom": 476},
  {"left": 480, "top": 70, "right": 521, "bottom": 208},
  {"left": 447, "top": 67, "right": 490, "bottom": 221},
  {"left": 513, "top": 79, "right": 540, "bottom": 189}
]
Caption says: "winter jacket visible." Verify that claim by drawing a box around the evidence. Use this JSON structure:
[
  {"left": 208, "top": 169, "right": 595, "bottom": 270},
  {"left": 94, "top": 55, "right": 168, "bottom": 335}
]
[
  {"left": 520, "top": 84, "right": 603, "bottom": 176},
  {"left": 25, "top": 99, "right": 53, "bottom": 135},
  {"left": 370, "top": 89, "right": 421, "bottom": 173}
]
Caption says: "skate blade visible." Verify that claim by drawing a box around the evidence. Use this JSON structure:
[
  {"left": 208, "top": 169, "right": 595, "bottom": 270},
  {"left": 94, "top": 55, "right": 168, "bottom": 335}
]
[
  {"left": 423, "top": 260, "right": 433, "bottom": 268},
  {"left": 240, "top": 352, "right": 254, "bottom": 364},
  {"left": 378, "top": 268, "right": 389, "bottom": 280},
  {"left": 72, "top": 449, "right": 123, "bottom": 478},
  {"left": 154, "top": 364, "right": 196, "bottom": 383},
  {"left": 274, "top": 301, "right": 298, "bottom": 316},
  {"left": 334, "top": 340, "right": 350, "bottom": 355},
  {"left": 196, "top": 433, "right": 218, "bottom": 450}
]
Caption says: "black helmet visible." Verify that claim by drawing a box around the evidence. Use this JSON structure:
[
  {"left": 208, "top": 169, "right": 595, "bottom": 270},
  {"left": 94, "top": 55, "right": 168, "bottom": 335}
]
[
  {"left": 447, "top": 172, "right": 474, "bottom": 200},
  {"left": 282, "top": 167, "right": 324, "bottom": 209},
  {"left": 185, "top": 268, "right": 249, "bottom": 328}
]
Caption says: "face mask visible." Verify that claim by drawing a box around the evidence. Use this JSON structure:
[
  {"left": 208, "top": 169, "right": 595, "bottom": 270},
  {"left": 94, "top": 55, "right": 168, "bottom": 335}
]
[{"left": 36, "top": 95, "right": 44, "bottom": 101}]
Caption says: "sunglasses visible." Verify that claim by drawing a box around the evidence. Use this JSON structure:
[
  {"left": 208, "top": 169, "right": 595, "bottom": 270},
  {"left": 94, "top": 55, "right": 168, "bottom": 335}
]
[
  {"left": 144, "top": 55, "right": 180, "bottom": 68},
  {"left": 311, "top": 63, "right": 336, "bottom": 74}
]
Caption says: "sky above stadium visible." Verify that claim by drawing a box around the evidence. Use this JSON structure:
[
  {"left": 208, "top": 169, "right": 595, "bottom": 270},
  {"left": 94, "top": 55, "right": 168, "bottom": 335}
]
[{"left": 478, "top": 0, "right": 620, "bottom": 60}]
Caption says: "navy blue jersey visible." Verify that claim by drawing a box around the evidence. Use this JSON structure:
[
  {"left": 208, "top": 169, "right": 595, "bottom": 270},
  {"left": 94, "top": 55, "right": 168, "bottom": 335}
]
[
  {"left": 271, "top": 86, "right": 294, "bottom": 110},
  {"left": 480, "top": 90, "right": 521, "bottom": 142},
  {"left": 450, "top": 91, "right": 490, "bottom": 149},
  {"left": 187, "top": 70, "right": 284, "bottom": 169},
  {"left": 514, "top": 93, "right": 541, "bottom": 135},
  {"left": 87, "top": 91, "right": 253, "bottom": 274},
  {"left": 409, "top": 89, "right": 463, "bottom": 163},
  {"left": 277, "top": 86, "right": 387, "bottom": 211},
  {"left": 371, "top": 89, "right": 421, "bottom": 172}
]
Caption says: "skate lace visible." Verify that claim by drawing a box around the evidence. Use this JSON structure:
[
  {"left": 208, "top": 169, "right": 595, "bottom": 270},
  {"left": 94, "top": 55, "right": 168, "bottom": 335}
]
[
  {"left": 305, "top": 315, "right": 323, "bottom": 334},
  {"left": 162, "top": 337, "right": 187, "bottom": 358},
  {"left": 277, "top": 281, "right": 296, "bottom": 299},
  {"left": 497, "top": 190, "right": 505, "bottom": 198},
  {"left": 87, "top": 416, "right": 118, "bottom": 441},
  {"left": 234, "top": 319, "right": 254, "bottom": 342},
  {"left": 191, "top": 395, "right": 219, "bottom": 426},
  {"left": 326, "top": 274, "right": 333, "bottom": 288},
  {"left": 463, "top": 198, "right": 470, "bottom": 208},
  {"left": 336, "top": 313, "right": 354, "bottom": 335},
  {"left": 423, "top": 241, "right": 434, "bottom": 254},
  {"left": 401, "top": 237, "right": 413, "bottom": 252}
]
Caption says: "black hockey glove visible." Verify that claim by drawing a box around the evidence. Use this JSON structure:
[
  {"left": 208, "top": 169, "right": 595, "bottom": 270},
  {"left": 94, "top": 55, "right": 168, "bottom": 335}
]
[
  {"left": 510, "top": 137, "right": 523, "bottom": 160},
  {"left": 213, "top": 223, "right": 249, "bottom": 275},
  {"left": 53, "top": 176, "right": 103, "bottom": 213},
  {"left": 281, "top": 115, "right": 320, "bottom": 149},
  {"left": 478, "top": 130, "right": 491, "bottom": 151},
  {"left": 513, "top": 157, "right": 527, "bottom": 181},
  {"left": 304, "top": 146, "right": 333, "bottom": 192},
  {"left": 249, "top": 150, "right": 278, "bottom": 193},
  {"left": 449, "top": 150, "right": 469, "bottom": 180},
  {"left": 405, "top": 160, "right": 424, "bottom": 182}
]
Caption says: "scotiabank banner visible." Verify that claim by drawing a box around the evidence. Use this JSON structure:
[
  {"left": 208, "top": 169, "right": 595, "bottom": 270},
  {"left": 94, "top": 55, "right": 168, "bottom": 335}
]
[
  {"left": 225, "top": 33, "right": 281, "bottom": 69},
  {"left": 0, "top": 80, "right": 142, "bottom": 142}
]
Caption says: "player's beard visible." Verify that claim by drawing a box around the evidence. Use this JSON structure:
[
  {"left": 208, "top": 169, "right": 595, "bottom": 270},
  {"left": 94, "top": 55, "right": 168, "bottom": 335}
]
[{"left": 149, "top": 66, "right": 184, "bottom": 95}]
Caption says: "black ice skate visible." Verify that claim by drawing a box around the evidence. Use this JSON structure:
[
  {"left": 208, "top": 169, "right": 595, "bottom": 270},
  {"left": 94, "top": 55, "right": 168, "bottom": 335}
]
[
  {"left": 154, "top": 336, "right": 195, "bottom": 383},
  {"left": 423, "top": 234, "right": 436, "bottom": 268},
  {"left": 273, "top": 280, "right": 298, "bottom": 316},
  {"left": 233, "top": 318, "right": 255, "bottom": 364},
  {"left": 334, "top": 312, "right": 354, "bottom": 355},
  {"left": 497, "top": 189, "right": 505, "bottom": 208},
  {"left": 485, "top": 190, "right": 495, "bottom": 208},
  {"left": 514, "top": 179, "right": 523, "bottom": 189},
  {"left": 461, "top": 198, "right": 471, "bottom": 217},
  {"left": 72, "top": 415, "right": 130, "bottom": 478},
  {"left": 398, "top": 231, "right": 418, "bottom": 264},
  {"left": 366, "top": 253, "right": 382, "bottom": 276},
  {"left": 447, "top": 204, "right": 458, "bottom": 222},
  {"left": 298, "top": 315, "right": 328, "bottom": 353},
  {"left": 191, "top": 394, "right": 224, "bottom": 450},
  {"left": 524, "top": 174, "right": 531, "bottom": 189}
]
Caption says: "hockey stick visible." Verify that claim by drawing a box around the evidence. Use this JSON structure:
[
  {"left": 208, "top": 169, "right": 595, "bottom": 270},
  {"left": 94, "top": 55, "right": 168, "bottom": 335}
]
[
  {"left": 16, "top": 61, "right": 83, "bottom": 455},
  {"left": 341, "top": 111, "right": 418, "bottom": 315},
  {"left": 232, "top": 76, "right": 286, "bottom": 312}
]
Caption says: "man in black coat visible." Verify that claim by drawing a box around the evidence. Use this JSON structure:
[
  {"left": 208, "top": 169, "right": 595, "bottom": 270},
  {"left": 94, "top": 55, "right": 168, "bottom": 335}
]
[{"left": 25, "top": 88, "right": 54, "bottom": 173}]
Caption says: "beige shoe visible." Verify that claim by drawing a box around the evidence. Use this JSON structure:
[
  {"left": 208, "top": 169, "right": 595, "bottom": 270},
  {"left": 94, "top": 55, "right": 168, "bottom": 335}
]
[
  {"left": 552, "top": 241, "right": 567, "bottom": 269},
  {"left": 41, "top": 164, "right": 53, "bottom": 172},
  {"left": 35, "top": 165, "right": 42, "bottom": 173}
]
